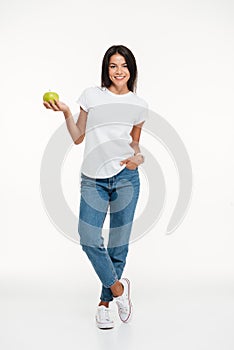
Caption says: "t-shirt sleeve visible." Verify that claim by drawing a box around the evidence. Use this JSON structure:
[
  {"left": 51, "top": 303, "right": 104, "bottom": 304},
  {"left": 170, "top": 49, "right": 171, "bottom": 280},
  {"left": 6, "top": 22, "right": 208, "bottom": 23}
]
[
  {"left": 133, "top": 102, "right": 149, "bottom": 125},
  {"left": 76, "top": 88, "right": 89, "bottom": 112}
]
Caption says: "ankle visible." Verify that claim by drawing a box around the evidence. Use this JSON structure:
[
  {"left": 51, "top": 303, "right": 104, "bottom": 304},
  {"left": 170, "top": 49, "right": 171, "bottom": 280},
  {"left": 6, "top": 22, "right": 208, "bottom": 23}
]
[
  {"left": 98, "top": 301, "right": 109, "bottom": 308},
  {"left": 112, "top": 282, "right": 124, "bottom": 298}
]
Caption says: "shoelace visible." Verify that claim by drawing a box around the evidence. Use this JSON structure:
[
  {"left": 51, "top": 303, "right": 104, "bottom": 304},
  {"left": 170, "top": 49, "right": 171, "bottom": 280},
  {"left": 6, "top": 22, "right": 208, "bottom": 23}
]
[
  {"left": 116, "top": 298, "right": 129, "bottom": 313},
  {"left": 98, "top": 308, "right": 111, "bottom": 322}
]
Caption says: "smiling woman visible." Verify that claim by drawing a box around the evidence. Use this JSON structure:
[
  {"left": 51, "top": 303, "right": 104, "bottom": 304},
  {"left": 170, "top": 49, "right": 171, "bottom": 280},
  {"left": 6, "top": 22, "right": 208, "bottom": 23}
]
[
  {"left": 43, "top": 44, "right": 148, "bottom": 330},
  {"left": 107, "top": 55, "right": 131, "bottom": 94},
  {"left": 101, "top": 45, "right": 138, "bottom": 94}
]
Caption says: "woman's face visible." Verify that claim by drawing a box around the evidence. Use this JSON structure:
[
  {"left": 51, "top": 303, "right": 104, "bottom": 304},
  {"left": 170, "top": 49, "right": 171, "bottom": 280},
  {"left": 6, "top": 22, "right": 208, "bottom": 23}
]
[{"left": 108, "top": 54, "right": 130, "bottom": 89}]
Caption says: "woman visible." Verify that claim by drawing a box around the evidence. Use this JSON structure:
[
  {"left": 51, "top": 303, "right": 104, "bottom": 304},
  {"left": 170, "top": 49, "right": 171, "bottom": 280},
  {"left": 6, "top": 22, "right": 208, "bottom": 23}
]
[{"left": 43, "top": 45, "right": 148, "bottom": 329}]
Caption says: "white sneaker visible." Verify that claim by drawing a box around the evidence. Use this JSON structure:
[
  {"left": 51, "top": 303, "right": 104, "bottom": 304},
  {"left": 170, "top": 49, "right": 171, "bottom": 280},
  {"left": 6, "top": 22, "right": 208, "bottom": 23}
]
[
  {"left": 115, "top": 278, "right": 132, "bottom": 323},
  {"left": 95, "top": 305, "right": 114, "bottom": 329}
]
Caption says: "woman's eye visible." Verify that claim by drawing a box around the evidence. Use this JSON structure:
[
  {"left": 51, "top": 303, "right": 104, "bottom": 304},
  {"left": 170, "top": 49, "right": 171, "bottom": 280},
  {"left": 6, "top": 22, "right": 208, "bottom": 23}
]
[{"left": 109, "top": 65, "right": 128, "bottom": 68}]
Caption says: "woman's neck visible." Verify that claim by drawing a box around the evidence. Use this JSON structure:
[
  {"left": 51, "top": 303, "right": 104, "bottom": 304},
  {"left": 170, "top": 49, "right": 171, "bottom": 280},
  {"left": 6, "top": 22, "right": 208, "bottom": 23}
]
[{"left": 107, "top": 85, "right": 130, "bottom": 95}]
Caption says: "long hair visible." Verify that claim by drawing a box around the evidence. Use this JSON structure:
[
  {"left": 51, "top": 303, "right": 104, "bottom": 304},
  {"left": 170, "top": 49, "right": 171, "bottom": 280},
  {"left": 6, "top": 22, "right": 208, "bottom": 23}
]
[{"left": 101, "top": 45, "right": 138, "bottom": 93}]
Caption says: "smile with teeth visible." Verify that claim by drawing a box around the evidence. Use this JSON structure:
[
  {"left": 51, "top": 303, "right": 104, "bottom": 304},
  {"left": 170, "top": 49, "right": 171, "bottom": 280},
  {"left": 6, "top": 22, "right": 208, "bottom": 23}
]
[{"left": 115, "top": 76, "right": 125, "bottom": 80}]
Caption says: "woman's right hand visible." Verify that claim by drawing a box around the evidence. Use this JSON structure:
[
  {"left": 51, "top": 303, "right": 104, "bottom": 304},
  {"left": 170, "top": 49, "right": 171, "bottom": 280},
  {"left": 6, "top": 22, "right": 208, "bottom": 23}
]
[{"left": 43, "top": 100, "right": 71, "bottom": 118}]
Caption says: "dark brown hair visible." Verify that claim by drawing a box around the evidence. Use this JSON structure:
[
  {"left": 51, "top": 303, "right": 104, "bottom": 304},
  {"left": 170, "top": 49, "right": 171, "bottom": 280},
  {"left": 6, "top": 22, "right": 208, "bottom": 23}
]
[{"left": 101, "top": 45, "right": 138, "bottom": 93}]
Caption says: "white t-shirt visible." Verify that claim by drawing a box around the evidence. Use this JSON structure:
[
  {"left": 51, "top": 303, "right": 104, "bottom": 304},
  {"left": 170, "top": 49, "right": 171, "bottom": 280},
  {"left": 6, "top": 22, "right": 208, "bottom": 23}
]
[{"left": 76, "top": 86, "right": 148, "bottom": 178}]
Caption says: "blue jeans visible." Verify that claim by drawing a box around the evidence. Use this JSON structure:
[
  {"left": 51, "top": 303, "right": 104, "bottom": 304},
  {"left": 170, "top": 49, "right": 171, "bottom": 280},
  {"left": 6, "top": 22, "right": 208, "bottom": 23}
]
[{"left": 78, "top": 167, "right": 140, "bottom": 302}]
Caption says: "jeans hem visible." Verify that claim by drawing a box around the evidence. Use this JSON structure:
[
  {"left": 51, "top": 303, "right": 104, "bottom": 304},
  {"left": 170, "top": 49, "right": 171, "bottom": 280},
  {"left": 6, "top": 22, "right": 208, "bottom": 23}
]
[
  {"left": 103, "top": 277, "right": 118, "bottom": 289},
  {"left": 100, "top": 297, "right": 114, "bottom": 302}
]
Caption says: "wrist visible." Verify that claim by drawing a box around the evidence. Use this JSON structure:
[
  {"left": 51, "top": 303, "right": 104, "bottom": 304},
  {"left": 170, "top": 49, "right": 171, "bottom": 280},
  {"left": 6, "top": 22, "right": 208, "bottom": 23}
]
[
  {"left": 134, "top": 152, "right": 145, "bottom": 164},
  {"left": 64, "top": 110, "right": 72, "bottom": 119}
]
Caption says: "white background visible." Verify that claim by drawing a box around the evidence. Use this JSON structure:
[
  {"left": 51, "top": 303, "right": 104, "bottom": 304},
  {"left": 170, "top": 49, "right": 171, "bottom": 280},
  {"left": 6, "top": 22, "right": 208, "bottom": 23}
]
[{"left": 1, "top": 0, "right": 234, "bottom": 349}]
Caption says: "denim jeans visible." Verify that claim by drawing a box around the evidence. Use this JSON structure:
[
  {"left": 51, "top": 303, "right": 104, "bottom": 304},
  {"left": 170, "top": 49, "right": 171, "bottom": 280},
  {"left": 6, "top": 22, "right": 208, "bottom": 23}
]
[{"left": 78, "top": 166, "right": 140, "bottom": 302}]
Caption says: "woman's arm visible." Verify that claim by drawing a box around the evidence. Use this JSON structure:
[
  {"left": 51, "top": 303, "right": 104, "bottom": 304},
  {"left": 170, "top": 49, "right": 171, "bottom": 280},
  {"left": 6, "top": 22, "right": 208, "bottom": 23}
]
[
  {"left": 120, "top": 121, "right": 145, "bottom": 169},
  {"left": 129, "top": 121, "right": 144, "bottom": 154},
  {"left": 73, "top": 107, "right": 88, "bottom": 144},
  {"left": 43, "top": 100, "right": 88, "bottom": 144}
]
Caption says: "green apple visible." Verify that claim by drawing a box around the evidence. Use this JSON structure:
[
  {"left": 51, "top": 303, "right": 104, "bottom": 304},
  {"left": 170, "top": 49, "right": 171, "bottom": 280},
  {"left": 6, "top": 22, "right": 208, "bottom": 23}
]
[{"left": 43, "top": 91, "right": 59, "bottom": 102}]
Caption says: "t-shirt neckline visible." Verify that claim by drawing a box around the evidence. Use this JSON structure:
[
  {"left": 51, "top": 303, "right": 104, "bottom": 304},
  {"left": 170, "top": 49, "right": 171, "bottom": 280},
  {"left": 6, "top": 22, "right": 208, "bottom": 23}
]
[{"left": 103, "top": 87, "right": 133, "bottom": 97}]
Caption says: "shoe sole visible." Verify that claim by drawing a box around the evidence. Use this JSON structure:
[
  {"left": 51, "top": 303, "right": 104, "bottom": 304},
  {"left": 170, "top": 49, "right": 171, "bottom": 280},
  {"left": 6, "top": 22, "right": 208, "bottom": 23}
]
[{"left": 96, "top": 321, "right": 114, "bottom": 329}]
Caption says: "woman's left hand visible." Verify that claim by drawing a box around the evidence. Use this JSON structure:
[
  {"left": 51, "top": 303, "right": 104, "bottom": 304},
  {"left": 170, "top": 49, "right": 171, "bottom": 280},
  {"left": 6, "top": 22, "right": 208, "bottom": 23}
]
[{"left": 120, "top": 154, "right": 143, "bottom": 170}]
